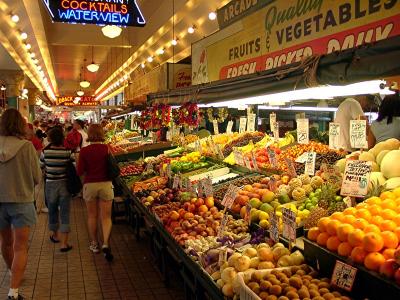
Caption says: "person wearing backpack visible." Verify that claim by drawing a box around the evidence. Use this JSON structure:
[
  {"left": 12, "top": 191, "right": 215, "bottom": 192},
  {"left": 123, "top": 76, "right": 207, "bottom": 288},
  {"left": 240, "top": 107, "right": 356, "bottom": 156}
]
[
  {"left": 0, "top": 109, "right": 41, "bottom": 300},
  {"left": 40, "top": 127, "right": 74, "bottom": 252}
]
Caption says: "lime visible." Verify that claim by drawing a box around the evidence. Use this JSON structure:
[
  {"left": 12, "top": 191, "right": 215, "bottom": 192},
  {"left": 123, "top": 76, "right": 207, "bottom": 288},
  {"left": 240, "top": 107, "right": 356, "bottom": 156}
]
[
  {"left": 335, "top": 196, "right": 343, "bottom": 202},
  {"left": 306, "top": 203, "right": 314, "bottom": 210}
]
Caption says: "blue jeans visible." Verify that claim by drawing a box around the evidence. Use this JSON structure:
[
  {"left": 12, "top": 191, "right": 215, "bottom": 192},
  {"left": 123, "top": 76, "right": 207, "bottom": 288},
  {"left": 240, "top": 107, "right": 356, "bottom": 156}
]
[{"left": 45, "top": 180, "right": 71, "bottom": 233}]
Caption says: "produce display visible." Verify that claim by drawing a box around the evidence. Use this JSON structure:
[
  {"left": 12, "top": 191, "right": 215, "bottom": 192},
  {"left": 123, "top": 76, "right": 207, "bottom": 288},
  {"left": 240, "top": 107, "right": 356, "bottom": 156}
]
[{"left": 222, "top": 132, "right": 265, "bottom": 157}]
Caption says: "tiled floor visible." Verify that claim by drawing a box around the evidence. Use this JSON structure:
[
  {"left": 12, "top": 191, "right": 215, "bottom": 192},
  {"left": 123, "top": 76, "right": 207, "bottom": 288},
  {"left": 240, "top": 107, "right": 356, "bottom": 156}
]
[{"left": 0, "top": 198, "right": 184, "bottom": 300}]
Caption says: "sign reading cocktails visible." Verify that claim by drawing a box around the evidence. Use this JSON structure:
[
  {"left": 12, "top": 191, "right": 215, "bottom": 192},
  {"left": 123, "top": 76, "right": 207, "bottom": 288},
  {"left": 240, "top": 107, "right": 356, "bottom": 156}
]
[{"left": 42, "top": 0, "right": 146, "bottom": 27}]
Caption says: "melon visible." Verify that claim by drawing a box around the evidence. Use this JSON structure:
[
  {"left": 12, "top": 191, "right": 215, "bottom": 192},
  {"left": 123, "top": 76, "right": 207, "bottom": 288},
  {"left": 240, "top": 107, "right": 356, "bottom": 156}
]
[
  {"left": 376, "top": 150, "right": 390, "bottom": 165},
  {"left": 381, "top": 150, "right": 400, "bottom": 179},
  {"left": 384, "top": 138, "right": 400, "bottom": 150},
  {"left": 335, "top": 158, "right": 346, "bottom": 173},
  {"left": 384, "top": 177, "right": 400, "bottom": 190},
  {"left": 368, "top": 172, "right": 386, "bottom": 191},
  {"left": 370, "top": 141, "right": 393, "bottom": 157},
  {"left": 359, "top": 152, "right": 375, "bottom": 162}
]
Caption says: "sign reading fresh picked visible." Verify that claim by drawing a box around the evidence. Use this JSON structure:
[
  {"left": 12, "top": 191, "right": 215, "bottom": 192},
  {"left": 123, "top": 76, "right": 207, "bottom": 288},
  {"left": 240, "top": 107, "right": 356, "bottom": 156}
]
[{"left": 42, "top": 0, "right": 146, "bottom": 27}]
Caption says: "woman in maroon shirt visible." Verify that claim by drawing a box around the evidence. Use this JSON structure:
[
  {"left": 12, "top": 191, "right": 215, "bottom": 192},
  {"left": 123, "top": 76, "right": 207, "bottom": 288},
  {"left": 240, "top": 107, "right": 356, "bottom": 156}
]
[{"left": 77, "top": 124, "right": 114, "bottom": 261}]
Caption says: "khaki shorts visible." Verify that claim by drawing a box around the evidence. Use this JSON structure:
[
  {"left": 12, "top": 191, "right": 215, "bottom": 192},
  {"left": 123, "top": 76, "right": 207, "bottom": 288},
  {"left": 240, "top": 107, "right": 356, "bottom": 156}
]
[{"left": 83, "top": 182, "right": 114, "bottom": 201}]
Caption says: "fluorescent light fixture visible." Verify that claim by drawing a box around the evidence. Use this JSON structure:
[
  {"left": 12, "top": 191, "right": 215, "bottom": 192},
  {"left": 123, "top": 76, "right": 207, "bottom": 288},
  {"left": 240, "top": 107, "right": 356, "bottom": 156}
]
[
  {"left": 11, "top": 15, "right": 19, "bottom": 23},
  {"left": 258, "top": 106, "right": 338, "bottom": 112},
  {"left": 208, "top": 12, "right": 217, "bottom": 20},
  {"left": 77, "top": 90, "right": 84, "bottom": 96},
  {"left": 80, "top": 80, "right": 90, "bottom": 88},
  {"left": 20, "top": 32, "right": 28, "bottom": 40},
  {"left": 101, "top": 25, "right": 122, "bottom": 38},
  {"left": 87, "top": 62, "right": 99, "bottom": 73}
]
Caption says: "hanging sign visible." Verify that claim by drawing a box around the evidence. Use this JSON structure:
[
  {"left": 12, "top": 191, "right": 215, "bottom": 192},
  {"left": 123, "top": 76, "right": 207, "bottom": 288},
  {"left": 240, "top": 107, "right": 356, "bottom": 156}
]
[
  {"left": 282, "top": 208, "right": 296, "bottom": 243},
  {"left": 350, "top": 120, "right": 368, "bottom": 149},
  {"left": 213, "top": 120, "right": 219, "bottom": 135},
  {"left": 247, "top": 113, "right": 256, "bottom": 132},
  {"left": 331, "top": 260, "right": 358, "bottom": 292},
  {"left": 297, "top": 119, "right": 309, "bottom": 144},
  {"left": 329, "top": 123, "right": 341, "bottom": 150},
  {"left": 304, "top": 151, "right": 316, "bottom": 176},
  {"left": 42, "top": 0, "right": 146, "bottom": 27},
  {"left": 341, "top": 160, "right": 372, "bottom": 198},
  {"left": 226, "top": 120, "right": 233, "bottom": 134},
  {"left": 56, "top": 96, "right": 98, "bottom": 106},
  {"left": 239, "top": 117, "right": 247, "bottom": 133}
]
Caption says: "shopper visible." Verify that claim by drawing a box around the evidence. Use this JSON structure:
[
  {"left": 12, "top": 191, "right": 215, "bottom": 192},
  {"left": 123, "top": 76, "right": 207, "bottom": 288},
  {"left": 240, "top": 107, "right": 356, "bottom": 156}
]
[
  {"left": 74, "top": 119, "right": 89, "bottom": 148},
  {"left": 40, "top": 127, "right": 73, "bottom": 252},
  {"left": 0, "top": 108, "right": 41, "bottom": 300},
  {"left": 77, "top": 124, "right": 114, "bottom": 261},
  {"left": 368, "top": 93, "right": 400, "bottom": 147},
  {"left": 26, "top": 123, "right": 43, "bottom": 155}
]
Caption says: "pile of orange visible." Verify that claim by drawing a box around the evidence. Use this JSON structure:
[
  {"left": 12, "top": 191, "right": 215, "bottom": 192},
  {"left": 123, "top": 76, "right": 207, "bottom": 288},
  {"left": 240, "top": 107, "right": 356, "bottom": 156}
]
[{"left": 307, "top": 188, "right": 400, "bottom": 272}]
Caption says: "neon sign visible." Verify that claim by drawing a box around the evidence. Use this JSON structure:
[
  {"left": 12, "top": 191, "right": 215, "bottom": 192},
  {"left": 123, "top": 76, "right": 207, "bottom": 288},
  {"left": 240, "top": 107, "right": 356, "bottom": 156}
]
[{"left": 42, "top": 0, "right": 145, "bottom": 27}]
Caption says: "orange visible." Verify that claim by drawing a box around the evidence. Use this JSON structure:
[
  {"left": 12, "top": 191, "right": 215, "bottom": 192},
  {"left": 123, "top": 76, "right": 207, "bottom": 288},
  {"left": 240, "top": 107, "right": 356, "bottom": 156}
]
[
  {"left": 362, "top": 232, "right": 384, "bottom": 252},
  {"left": 317, "top": 217, "right": 331, "bottom": 233},
  {"left": 350, "top": 246, "right": 367, "bottom": 264},
  {"left": 379, "top": 220, "right": 397, "bottom": 232},
  {"left": 393, "top": 215, "right": 400, "bottom": 226},
  {"left": 337, "top": 223, "right": 354, "bottom": 242},
  {"left": 380, "top": 209, "right": 397, "bottom": 220},
  {"left": 365, "top": 196, "right": 382, "bottom": 205},
  {"left": 355, "top": 209, "right": 372, "bottom": 222},
  {"left": 317, "top": 232, "right": 330, "bottom": 246},
  {"left": 355, "top": 203, "right": 369, "bottom": 210},
  {"left": 393, "top": 187, "right": 400, "bottom": 197},
  {"left": 364, "top": 252, "right": 385, "bottom": 271},
  {"left": 338, "top": 242, "right": 353, "bottom": 257},
  {"left": 394, "top": 227, "right": 400, "bottom": 241},
  {"left": 352, "top": 218, "right": 369, "bottom": 230},
  {"left": 381, "top": 199, "right": 396, "bottom": 210},
  {"left": 370, "top": 215, "right": 384, "bottom": 227},
  {"left": 382, "top": 248, "right": 396, "bottom": 260},
  {"left": 343, "top": 207, "right": 357, "bottom": 215},
  {"left": 395, "top": 197, "right": 400, "bottom": 206},
  {"left": 380, "top": 191, "right": 396, "bottom": 200},
  {"left": 363, "top": 224, "right": 381, "bottom": 234},
  {"left": 326, "top": 236, "right": 341, "bottom": 252},
  {"left": 343, "top": 215, "right": 357, "bottom": 225},
  {"left": 381, "top": 231, "right": 399, "bottom": 249},
  {"left": 367, "top": 204, "right": 382, "bottom": 216},
  {"left": 326, "top": 219, "right": 341, "bottom": 236},
  {"left": 331, "top": 212, "right": 345, "bottom": 222},
  {"left": 307, "top": 227, "right": 320, "bottom": 241},
  {"left": 348, "top": 229, "right": 365, "bottom": 247}
]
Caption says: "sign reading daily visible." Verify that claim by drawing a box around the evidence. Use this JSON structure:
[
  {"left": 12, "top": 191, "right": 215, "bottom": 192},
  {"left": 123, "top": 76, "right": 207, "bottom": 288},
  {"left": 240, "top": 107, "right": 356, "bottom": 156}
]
[
  {"left": 192, "top": 0, "right": 400, "bottom": 84},
  {"left": 42, "top": 0, "right": 146, "bottom": 27}
]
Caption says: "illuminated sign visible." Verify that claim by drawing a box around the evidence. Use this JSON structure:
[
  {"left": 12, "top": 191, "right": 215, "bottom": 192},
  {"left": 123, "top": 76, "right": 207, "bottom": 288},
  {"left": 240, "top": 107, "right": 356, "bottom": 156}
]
[
  {"left": 57, "top": 96, "right": 99, "bottom": 106},
  {"left": 42, "top": 0, "right": 145, "bottom": 27}
]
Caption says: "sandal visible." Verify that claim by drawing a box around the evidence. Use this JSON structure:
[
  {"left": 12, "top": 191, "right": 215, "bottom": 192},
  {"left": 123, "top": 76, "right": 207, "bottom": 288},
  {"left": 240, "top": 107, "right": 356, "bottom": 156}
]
[
  {"left": 60, "top": 245, "right": 73, "bottom": 252},
  {"left": 50, "top": 235, "right": 60, "bottom": 243}
]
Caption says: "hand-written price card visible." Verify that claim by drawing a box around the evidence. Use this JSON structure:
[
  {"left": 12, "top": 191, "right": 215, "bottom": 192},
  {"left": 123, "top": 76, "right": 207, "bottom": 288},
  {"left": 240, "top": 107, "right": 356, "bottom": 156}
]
[
  {"left": 331, "top": 260, "right": 357, "bottom": 291},
  {"left": 226, "top": 121, "right": 233, "bottom": 134},
  {"left": 267, "top": 147, "right": 277, "bottom": 168},
  {"left": 269, "top": 211, "right": 279, "bottom": 243},
  {"left": 239, "top": 117, "right": 247, "bottom": 133},
  {"left": 221, "top": 185, "right": 240, "bottom": 209},
  {"left": 251, "top": 151, "right": 259, "bottom": 172},
  {"left": 341, "top": 160, "right": 372, "bottom": 198},
  {"left": 285, "top": 158, "right": 297, "bottom": 178},
  {"left": 213, "top": 120, "right": 219, "bottom": 135},
  {"left": 233, "top": 150, "right": 244, "bottom": 166},
  {"left": 218, "top": 214, "right": 229, "bottom": 238},
  {"left": 304, "top": 151, "right": 316, "bottom": 176},
  {"left": 172, "top": 174, "right": 180, "bottom": 189},
  {"left": 202, "top": 177, "right": 213, "bottom": 197},
  {"left": 247, "top": 113, "right": 256, "bottom": 132},
  {"left": 350, "top": 120, "right": 367, "bottom": 149},
  {"left": 297, "top": 119, "right": 309, "bottom": 144},
  {"left": 329, "top": 123, "right": 340, "bottom": 150},
  {"left": 270, "top": 113, "right": 276, "bottom": 132},
  {"left": 282, "top": 208, "right": 296, "bottom": 243}
]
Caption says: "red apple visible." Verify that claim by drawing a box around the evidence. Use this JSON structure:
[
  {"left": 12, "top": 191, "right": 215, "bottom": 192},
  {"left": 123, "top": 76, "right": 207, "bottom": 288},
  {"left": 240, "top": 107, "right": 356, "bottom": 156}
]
[
  {"left": 195, "top": 198, "right": 204, "bottom": 207},
  {"left": 395, "top": 268, "right": 400, "bottom": 285},
  {"left": 379, "top": 259, "right": 399, "bottom": 278}
]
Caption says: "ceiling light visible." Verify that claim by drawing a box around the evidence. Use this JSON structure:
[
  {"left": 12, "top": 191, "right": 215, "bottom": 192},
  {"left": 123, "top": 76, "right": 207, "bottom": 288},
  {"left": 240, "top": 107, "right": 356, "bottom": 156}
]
[
  {"left": 37, "top": 66, "right": 42, "bottom": 71},
  {"left": 87, "top": 62, "right": 99, "bottom": 73},
  {"left": 188, "top": 25, "right": 196, "bottom": 34},
  {"left": 29, "top": 52, "right": 35, "bottom": 58},
  {"left": 20, "top": 32, "right": 28, "bottom": 40},
  {"left": 77, "top": 90, "right": 84, "bottom": 96},
  {"left": 32, "top": 59, "right": 39, "bottom": 64},
  {"left": 25, "top": 43, "right": 31, "bottom": 50},
  {"left": 171, "top": 38, "right": 178, "bottom": 46},
  {"left": 147, "top": 56, "right": 153, "bottom": 62},
  {"left": 1, "top": 85, "right": 6, "bottom": 91},
  {"left": 157, "top": 48, "right": 165, "bottom": 55},
  {"left": 11, "top": 14, "right": 19, "bottom": 23},
  {"left": 80, "top": 80, "right": 90, "bottom": 88},
  {"left": 208, "top": 12, "right": 217, "bottom": 20},
  {"left": 141, "top": 63, "right": 145, "bottom": 69},
  {"left": 101, "top": 25, "right": 122, "bottom": 39},
  {"left": 22, "top": 88, "right": 28, "bottom": 94}
]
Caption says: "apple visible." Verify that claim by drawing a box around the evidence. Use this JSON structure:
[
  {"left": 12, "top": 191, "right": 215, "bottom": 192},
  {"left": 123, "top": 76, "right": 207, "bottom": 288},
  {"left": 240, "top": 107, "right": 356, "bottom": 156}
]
[
  {"left": 205, "top": 196, "right": 215, "bottom": 208},
  {"left": 169, "top": 211, "right": 180, "bottom": 221},
  {"left": 198, "top": 205, "right": 208, "bottom": 213},
  {"left": 195, "top": 198, "right": 204, "bottom": 207},
  {"left": 395, "top": 268, "right": 400, "bottom": 285},
  {"left": 379, "top": 259, "right": 399, "bottom": 278}
]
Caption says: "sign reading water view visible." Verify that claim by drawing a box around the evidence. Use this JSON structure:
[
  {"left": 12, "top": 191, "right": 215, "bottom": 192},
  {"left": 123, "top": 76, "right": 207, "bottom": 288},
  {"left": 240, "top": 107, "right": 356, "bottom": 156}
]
[
  {"left": 56, "top": 96, "right": 98, "bottom": 106},
  {"left": 42, "top": 0, "right": 146, "bottom": 27}
]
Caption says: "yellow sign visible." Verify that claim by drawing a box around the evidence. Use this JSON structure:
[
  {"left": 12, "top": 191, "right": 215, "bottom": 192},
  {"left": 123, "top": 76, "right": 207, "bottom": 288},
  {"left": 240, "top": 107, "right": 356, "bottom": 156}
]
[{"left": 192, "top": 0, "right": 400, "bottom": 84}]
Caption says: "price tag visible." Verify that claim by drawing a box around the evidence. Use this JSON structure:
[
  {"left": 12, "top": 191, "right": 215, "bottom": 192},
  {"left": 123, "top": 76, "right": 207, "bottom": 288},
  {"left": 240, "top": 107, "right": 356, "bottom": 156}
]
[
  {"left": 197, "top": 181, "right": 204, "bottom": 197},
  {"left": 191, "top": 182, "right": 198, "bottom": 194},
  {"left": 218, "top": 215, "right": 229, "bottom": 238},
  {"left": 172, "top": 174, "right": 180, "bottom": 189},
  {"left": 221, "top": 184, "right": 240, "bottom": 209},
  {"left": 202, "top": 177, "right": 213, "bottom": 197},
  {"left": 250, "top": 151, "right": 259, "bottom": 171},
  {"left": 282, "top": 208, "right": 297, "bottom": 243},
  {"left": 269, "top": 113, "right": 276, "bottom": 131},
  {"left": 239, "top": 117, "right": 247, "bottom": 133},
  {"left": 340, "top": 160, "right": 372, "bottom": 198},
  {"left": 285, "top": 158, "right": 297, "bottom": 178},
  {"left": 216, "top": 145, "right": 225, "bottom": 160},
  {"left": 166, "top": 164, "right": 172, "bottom": 179},
  {"left": 329, "top": 123, "right": 341, "bottom": 150},
  {"left": 350, "top": 120, "right": 367, "bottom": 149},
  {"left": 218, "top": 247, "right": 228, "bottom": 266},
  {"left": 267, "top": 147, "right": 277, "bottom": 168},
  {"left": 269, "top": 177, "right": 278, "bottom": 192},
  {"left": 145, "top": 162, "right": 153, "bottom": 173},
  {"left": 226, "top": 121, "right": 233, "bottom": 134},
  {"left": 243, "top": 156, "right": 252, "bottom": 170},
  {"left": 296, "top": 118, "right": 309, "bottom": 144},
  {"left": 320, "top": 163, "right": 342, "bottom": 190},
  {"left": 247, "top": 113, "right": 256, "bottom": 132},
  {"left": 273, "top": 122, "right": 279, "bottom": 142},
  {"left": 304, "top": 151, "right": 316, "bottom": 176},
  {"left": 194, "top": 140, "right": 202, "bottom": 153},
  {"left": 244, "top": 202, "right": 252, "bottom": 225},
  {"left": 269, "top": 211, "right": 279, "bottom": 243},
  {"left": 331, "top": 260, "right": 357, "bottom": 291},
  {"left": 213, "top": 120, "right": 219, "bottom": 135},
  {"left": 233, "top": 150, "right": 244, "bottom": 166}
]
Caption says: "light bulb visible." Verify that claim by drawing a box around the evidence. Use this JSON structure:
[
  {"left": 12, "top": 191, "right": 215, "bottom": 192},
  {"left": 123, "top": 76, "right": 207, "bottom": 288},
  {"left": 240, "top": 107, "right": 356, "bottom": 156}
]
[
  {"left": 101, "top": 25, "right": 122, "bottom": 39},
  {"left": 29, "top": 52, "right": 35, "bottom": 58},
  {"left": 188, "top": 26, "right": 195, "bottom": 34},
  {"left": 208, "top": 12, "right": 217, "bottom": 20},
  {"left": 171, "top": 38, "right": 178, "bottom": 46},
  {"left": 141, "top": 63, "right": 145, "bottom": 69},
  {"left": 77, "top": 90, "right": 84, "bottom": 96},
  {"left": 157, "top": 48, "right": 165, "bottom": 55},
  {"left": 20, "top": 32, "right": 28, "bottom": 40},
  {"left": 25, "top": 43, "right": 31, "bottom": 50},
  {"left": 87, "top": 62, "right": 99, "bottom": 73},
  {"left": 32, "top": 59, "right": 39, "bottom": 64},
  {"left": 147, "top": 56, "right": 153, "bottom": 62},
  {"left": 37, "top": 66, "right": 42, "bottom": 71},
  {"left": 22, "top": 88, "right": 28, "bottom": 94},
  {"left": 11, "top": 15, "right": 19, "bottom": 23},
  {"left": 80, "top": 80, "right": 90, "bottom": 88}
]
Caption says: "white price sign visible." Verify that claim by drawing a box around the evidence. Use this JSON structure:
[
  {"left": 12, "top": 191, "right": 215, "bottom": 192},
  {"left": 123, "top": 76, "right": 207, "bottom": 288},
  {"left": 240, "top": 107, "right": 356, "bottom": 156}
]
[
  {"left": 172, "top": 175, "right": 180, "bottom": 189},
  {"left": 350, "top": 120, "right": 367, "bottom": 149},
  {"left": 221, "top": 185, "right": 240, "bottom": 209},
  {"left": 331, "top": 260, "right": 357, "bottom": 291},
  {"left": 195, "top": 140, "right": 202, "bottom": 153},
  {"left": 269, "top": 113, "right": 276, "bottom": 131},
  {"left": 226, "top": 121, "right": 233, "bottom": 134},
  {"left": 329, "top": 123, "right": 341, "bottom": 150},
  {"left": 341, "top": 160, "right": 372, "bottom": 198},
  {"left": 267, "top": 147, "right": 277, "bottom": 168},
  {"left": 243, "top": 156, "right": 252, "bottom": 170},
  {"left": 233, "top": 150, "right": 244, "bottom": 166},
  {"left": 239, "top": 117, "right": 247, "bottom": 133},
  {"left": 269, "top": 211, "right": 279, "bottom": 243},
  {"left": 202, "top": 177, "right": 213, "bottom": 197},
  {"left": 282, "top": 208, "right": 297, "bottom": 243},
  {"left": 285, "top": 158, "right": 297, "bottom": 178},
  {"left": 247, "top": 113, "right": 256, "bottom": 132},
  {"left": 213, "top": 120, "right": 219, "bottom": 135},
  {"left": 304, "top": 151, "right": 316, "bottom": 176},
  {"left": 250, "top": 151, "right": 259, "bottom": 171},
  {"left": 297, "top": 118, "right": 309, "bottom": 144}
]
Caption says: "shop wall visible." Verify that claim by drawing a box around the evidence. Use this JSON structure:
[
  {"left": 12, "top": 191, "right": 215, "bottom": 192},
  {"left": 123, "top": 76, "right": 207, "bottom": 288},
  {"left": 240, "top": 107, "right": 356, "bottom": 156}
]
[{"left": 192, "top": 0, "right": 400, "bottom": 85}]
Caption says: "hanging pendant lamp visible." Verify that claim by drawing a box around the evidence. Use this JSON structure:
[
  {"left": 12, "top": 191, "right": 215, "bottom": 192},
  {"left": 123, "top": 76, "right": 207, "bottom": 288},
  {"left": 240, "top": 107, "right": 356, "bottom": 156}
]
[
  {"left": 87, "top": 46, "right": 99, "bottom": 73},
  {"left": 80, "top": 62, "right": 90, "bottom": 88},
  {"left": 102, "top": 25, "right": 122, "bottom": 39}
]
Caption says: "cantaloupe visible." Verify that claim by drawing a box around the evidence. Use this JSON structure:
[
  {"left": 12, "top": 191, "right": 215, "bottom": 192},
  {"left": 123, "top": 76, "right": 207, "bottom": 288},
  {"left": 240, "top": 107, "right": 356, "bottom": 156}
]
[
  {"left": 381, "top": 150, "right": 400, "bottom": 179},
  {"left": 384, "top": 177, "right": 400, "bottom": 190},
  {"left": 359, "top": 152, "right": 375, "bottom": 162},
  {"left": 336, "top": 158, "right": 347, "bottom": 173},
  {"left": 376, "top": 150, "right": 390, "bottom": 165}
]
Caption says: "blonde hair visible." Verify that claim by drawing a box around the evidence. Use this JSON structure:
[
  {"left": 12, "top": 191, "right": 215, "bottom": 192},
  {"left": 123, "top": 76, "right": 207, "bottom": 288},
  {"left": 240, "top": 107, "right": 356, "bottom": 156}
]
[{"left": 87, "top": 124, "right": 105, "bottom": 143}]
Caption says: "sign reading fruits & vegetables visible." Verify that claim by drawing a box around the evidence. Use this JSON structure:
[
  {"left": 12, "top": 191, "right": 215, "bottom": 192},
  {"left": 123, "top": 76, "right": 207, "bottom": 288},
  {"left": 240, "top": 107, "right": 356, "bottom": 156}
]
[
  {"left": 42, "top": 0, "right": 146, "bottom": 27},
  {"left": 340, "top": 160, "right": 372, "bottom": 198}
]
